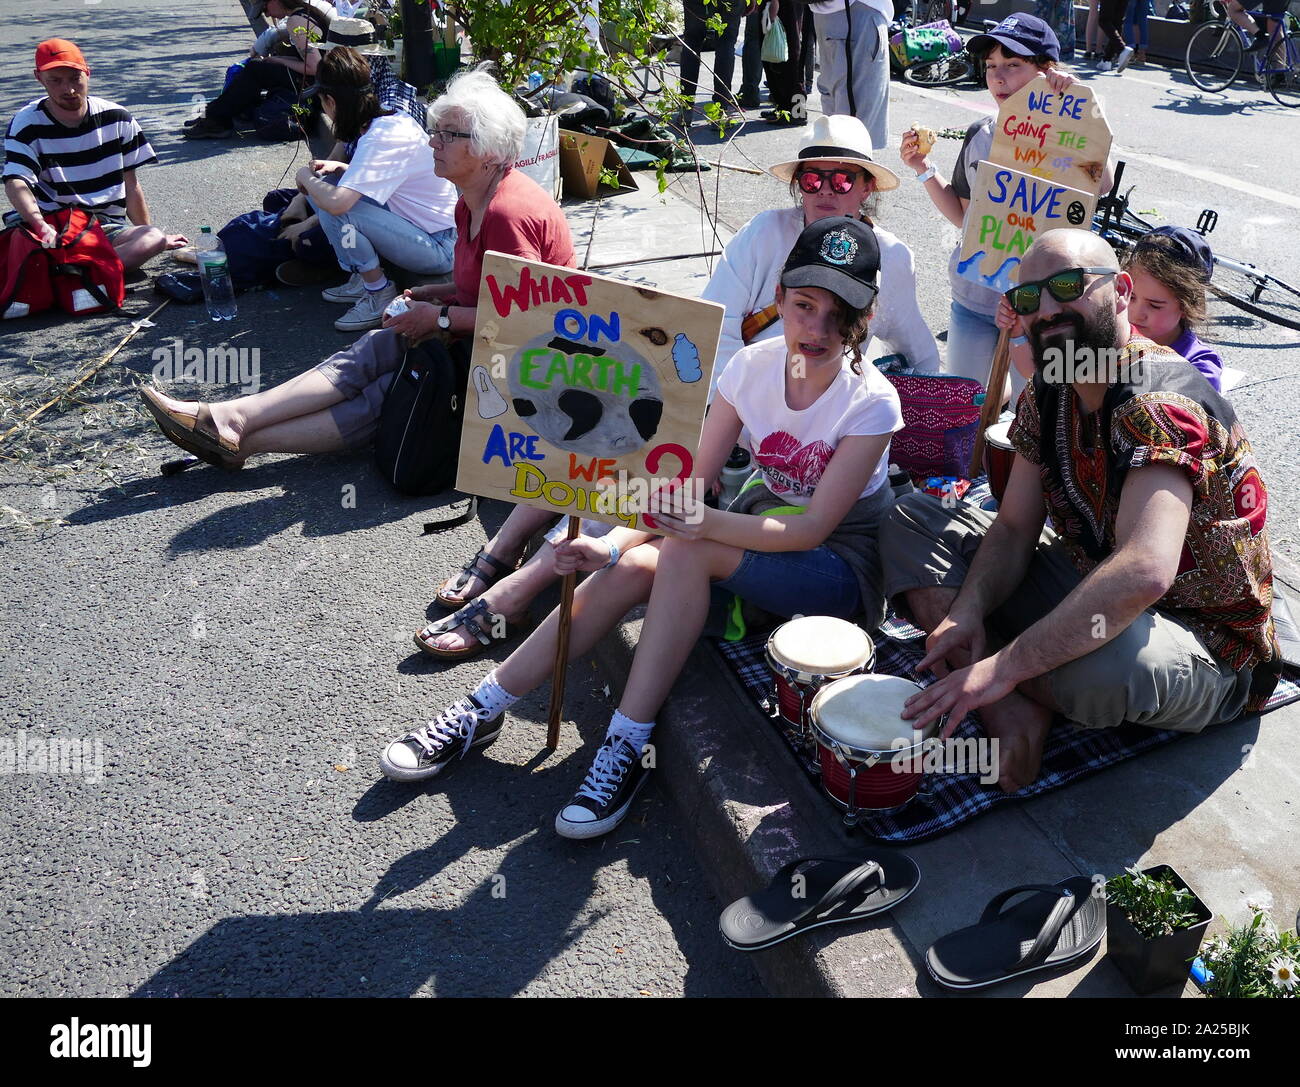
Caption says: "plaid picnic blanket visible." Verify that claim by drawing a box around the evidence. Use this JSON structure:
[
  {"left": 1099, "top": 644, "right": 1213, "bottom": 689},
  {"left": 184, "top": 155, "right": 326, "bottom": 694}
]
[{"left": 714, "top": 601, "right": 1300, "bottom": 843}]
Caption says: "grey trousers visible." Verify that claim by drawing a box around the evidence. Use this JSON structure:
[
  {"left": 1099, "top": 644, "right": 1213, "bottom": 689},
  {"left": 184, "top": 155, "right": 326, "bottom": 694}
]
[
  {"left": 315, "top": 328, "right": 406, "bottom": 446},
  {"left": 878, "top": 492, "right": 1254, "bottom": 732},
  {"left": 812, "top": 3, "right": 890, "bottom": 151}
]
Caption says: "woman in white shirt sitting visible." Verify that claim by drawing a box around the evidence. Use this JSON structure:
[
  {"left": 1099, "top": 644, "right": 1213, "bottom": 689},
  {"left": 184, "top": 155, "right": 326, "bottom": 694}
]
[
  {"left": 702, "top": 113, "right": 939, "bottom": 393},
  {"left": 293, "top": 46, "right": 457, "bottom": 332}
]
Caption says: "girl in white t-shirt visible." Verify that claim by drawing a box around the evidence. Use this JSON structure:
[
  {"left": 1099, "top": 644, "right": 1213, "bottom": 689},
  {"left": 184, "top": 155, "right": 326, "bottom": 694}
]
[{"left": 378, "top": 216, "right": 905, "bottom": 842}]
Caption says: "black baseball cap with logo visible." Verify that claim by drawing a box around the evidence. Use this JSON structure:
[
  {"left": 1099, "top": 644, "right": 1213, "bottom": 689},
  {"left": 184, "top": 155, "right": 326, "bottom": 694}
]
[
  {"left": 968, "top": 14, "right": 1061, "bottom": 61},
  {"left": 779, "top": 216, "right": 880, "bottom": 312}
]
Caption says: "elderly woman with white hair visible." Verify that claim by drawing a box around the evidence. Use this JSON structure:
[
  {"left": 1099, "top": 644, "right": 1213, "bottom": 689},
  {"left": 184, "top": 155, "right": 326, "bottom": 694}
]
[{"left": 139, "top": 68, "right": 574, "bottom": 473}]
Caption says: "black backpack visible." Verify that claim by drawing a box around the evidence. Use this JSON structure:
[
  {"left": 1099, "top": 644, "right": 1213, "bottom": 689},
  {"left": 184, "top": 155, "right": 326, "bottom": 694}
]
[{"left": 374, "top": 337, "right": 471, "bottom": 495}]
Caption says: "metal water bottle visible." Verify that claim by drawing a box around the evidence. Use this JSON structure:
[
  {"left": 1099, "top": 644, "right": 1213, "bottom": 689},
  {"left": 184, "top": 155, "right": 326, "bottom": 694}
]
[{"left": 718, "top": 446, "right": 753, "bottom": 509}]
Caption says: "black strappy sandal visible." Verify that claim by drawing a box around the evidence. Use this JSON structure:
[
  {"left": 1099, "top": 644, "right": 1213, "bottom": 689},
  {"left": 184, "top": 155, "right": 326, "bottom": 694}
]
[
  {"left": 414, "top": 598, "right": 528, "bottom": 661},
  {"left": 435, "top": 546, "right": 516, "bottom": 607}
]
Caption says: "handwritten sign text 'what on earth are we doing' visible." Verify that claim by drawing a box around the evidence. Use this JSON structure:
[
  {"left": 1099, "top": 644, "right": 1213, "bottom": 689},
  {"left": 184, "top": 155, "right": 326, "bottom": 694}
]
[
  {"left": 455, "top": 252, "right": 724, "bottom": 531},
  {"left": 958, "top": 76, "right": 1113, "bottom": 293}
]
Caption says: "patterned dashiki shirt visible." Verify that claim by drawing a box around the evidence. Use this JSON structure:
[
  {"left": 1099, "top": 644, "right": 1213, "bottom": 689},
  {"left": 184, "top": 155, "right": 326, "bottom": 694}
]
[{"left": 1008, "top": 338, "right": 1279, "bottom": 709}]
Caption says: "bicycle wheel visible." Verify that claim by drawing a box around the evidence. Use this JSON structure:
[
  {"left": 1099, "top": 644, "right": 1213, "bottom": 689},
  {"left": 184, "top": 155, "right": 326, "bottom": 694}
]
[
  {"left": 1186, "top": 22, "right": 1243, "bottom": 92},
  {"left": 1210, "top": 261, "right": 1300, "bottom": 332},
  {"left": 1269, "top": 34, "right": 1300, "bottom": 107},
  {"left": 918, "top": 0, "right": 951, "bottom": 24},
  {"left": 903, "top": 52, "right": 975, "bottom": 87}
]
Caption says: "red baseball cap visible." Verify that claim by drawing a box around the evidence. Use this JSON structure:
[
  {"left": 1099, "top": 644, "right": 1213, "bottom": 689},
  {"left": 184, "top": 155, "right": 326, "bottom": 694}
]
[{"left": 35, "top": 39, "right": 90, "bottom": 74}]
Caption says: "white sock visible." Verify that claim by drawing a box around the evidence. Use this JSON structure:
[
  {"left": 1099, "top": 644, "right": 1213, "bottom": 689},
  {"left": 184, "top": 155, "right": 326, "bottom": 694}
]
[
  {"left": 363, "top": 275, "right": 389, "bottom": 292},
  {"left": 609, "top": 709, "right": 654, "bottom": 751},
  {"left": 471, "top": 671, "right": 519, "bottom": 717}
]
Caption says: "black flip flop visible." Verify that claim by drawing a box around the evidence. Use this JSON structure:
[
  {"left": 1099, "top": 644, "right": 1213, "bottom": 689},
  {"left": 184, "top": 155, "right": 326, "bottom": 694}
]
[
  {"left": 719, "top": 853, "right": 920, "bottom": 952},
  {"left": 925, "top": 876, "right": 1105, "bottom": 990}
]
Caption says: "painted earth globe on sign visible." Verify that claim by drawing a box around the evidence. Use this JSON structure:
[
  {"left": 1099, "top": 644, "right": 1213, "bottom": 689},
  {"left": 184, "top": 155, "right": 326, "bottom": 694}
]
[{"left": 507, "top": 329, "right": 665, "bottom": 459}]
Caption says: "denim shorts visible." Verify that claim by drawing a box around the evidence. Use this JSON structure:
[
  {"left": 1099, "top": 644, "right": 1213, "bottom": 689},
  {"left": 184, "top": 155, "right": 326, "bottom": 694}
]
[{"left": 712, "top": 545, "right": 861, "bottom": 622}]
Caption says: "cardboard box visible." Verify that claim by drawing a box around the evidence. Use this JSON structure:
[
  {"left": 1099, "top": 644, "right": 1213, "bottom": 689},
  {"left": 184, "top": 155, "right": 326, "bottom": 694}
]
[{"left": 558, "top": 129, "right": 637, "bottom": 199}]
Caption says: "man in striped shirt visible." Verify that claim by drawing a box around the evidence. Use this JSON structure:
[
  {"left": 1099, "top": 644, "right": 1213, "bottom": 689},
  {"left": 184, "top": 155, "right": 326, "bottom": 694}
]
[{"left": 3, "top": 39, "right": 187, "bottom": 270}]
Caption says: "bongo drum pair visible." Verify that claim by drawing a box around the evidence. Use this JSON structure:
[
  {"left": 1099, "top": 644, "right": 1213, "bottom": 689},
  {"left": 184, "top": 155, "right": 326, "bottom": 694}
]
[{"left": 765, "top": 616, "right": 935, "bottom": 822}]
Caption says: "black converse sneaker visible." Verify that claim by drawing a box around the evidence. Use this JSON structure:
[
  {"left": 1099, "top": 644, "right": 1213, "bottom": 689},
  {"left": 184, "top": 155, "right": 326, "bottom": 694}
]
[
  {"left": 379, "top": 696, "right": 503, "bottom": 782},
  {"left": 555, "top": 732, "right": 651, "bottom": 840}
]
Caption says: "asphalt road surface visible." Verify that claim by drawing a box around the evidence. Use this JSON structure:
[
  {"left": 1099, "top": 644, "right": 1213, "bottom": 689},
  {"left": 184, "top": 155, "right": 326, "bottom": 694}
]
[{"left": 2, "top": 1, "right": 1297, "bottom": 999}]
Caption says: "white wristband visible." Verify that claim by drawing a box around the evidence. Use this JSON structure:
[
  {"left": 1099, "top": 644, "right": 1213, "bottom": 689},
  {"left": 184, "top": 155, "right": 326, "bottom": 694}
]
[
  {"left": 916, "top": 166, "right": 937, "bottom": 184},
  {"left": 1010, "top": 335, "right": 1029, "bottom": 347},
  {"left": 601, "top": 541, "right": 621, "bottom": 569}
]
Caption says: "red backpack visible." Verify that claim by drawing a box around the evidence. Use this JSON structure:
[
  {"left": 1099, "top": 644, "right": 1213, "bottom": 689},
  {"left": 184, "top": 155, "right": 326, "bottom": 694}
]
[{"left": 1, "top": 208, "right": 125, "bottom": 320}]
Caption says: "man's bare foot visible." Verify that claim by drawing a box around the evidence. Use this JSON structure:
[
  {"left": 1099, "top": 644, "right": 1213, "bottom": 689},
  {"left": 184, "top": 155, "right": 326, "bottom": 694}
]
[{"left": 977, "top": 690, "right": 1054, "bottom": 793}]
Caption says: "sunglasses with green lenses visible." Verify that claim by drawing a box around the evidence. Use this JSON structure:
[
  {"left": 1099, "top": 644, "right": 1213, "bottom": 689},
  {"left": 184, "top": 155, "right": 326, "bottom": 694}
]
[{"left": 1004, "top": 267, "right": 1118, "bottom": 315}]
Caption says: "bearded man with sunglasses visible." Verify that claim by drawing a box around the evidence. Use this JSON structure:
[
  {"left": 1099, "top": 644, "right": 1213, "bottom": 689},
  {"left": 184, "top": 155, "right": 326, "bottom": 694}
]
[{"left": 877, "top": 228, "right": 1279, "bottom": 793}]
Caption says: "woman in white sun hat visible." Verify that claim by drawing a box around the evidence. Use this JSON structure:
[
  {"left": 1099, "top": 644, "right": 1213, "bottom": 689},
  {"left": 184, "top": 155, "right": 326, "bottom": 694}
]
[{"left": 702, "top": 113, "right": 939, "bottom": 394}]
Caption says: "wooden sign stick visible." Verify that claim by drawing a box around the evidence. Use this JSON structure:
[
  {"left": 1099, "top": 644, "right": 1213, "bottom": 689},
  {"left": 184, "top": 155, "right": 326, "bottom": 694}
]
[
  {"left": 969, "top": 328, "right": 1012, "bottom": 480},
  {"left": 545, "top": 515, "right": 582, "bottom": 751}
]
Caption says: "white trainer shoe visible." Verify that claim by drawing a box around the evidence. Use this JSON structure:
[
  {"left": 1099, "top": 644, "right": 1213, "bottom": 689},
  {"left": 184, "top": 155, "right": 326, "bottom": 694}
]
[
  {"left": 334, "top": 283, "right": 398, "bottom": 332},
  {"left": 321, "top": 272, "right": 366, "bottom": 304}
]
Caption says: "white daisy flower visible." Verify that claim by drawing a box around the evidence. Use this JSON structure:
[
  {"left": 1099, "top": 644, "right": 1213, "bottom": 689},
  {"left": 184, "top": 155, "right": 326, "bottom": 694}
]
[{"left": 1270, "top": 958, "right": 1297, "bottom": 991}]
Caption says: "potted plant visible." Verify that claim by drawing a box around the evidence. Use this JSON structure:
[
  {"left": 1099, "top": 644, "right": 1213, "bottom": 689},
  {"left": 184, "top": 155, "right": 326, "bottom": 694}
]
[
  {"left": 1197, "top": 906, "right": 1299, "bottom": 998},
  {"left": 1105, "top": 864, "right": 1212, "bottom": 994}
]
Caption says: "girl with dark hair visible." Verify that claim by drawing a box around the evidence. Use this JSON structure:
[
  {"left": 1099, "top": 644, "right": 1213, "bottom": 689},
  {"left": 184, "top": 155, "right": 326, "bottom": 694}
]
[
  {"left": 290, "top": 45, "right": 457, "bottom": 332},
  {"left": 1122, "top": 228, "right": 1222, "bottom": 391},
  {"left": 377, "top": 217, "right": 906, "bottom": 842}
]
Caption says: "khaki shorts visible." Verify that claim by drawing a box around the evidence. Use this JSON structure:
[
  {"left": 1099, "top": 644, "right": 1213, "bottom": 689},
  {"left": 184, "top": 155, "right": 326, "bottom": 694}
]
[{"left": 879, "top": 492, "right": 1253, "bottom": 732}]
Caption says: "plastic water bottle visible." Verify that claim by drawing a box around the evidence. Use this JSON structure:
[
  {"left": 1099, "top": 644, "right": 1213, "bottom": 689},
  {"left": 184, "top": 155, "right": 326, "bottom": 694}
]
[
  {"left": 195, "top": 226, "right": 237, "bottom": 321},
  {"left": 527, "top": 71, "right": 544, "bottom": 91}
]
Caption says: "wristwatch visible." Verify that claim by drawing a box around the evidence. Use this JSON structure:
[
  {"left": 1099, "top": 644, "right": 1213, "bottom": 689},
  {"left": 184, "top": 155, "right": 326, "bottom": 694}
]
[{"left": 437, "top": 305, "right": 451, "bottom": 330}]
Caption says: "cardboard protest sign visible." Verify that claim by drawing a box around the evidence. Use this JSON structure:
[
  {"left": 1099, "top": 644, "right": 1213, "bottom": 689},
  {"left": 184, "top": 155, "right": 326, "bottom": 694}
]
[
  {"left": 987, "top": 78, "right": 1112, "bottom": 194},
  {"left": 957, "top": 163, "right": 1097, "bottom": 293},
  {"left": 957, "top": 76, "right": 1112, "bottom": 291},
  {"left": 456, "top": 252, "right": 724, "bottom": 532}
]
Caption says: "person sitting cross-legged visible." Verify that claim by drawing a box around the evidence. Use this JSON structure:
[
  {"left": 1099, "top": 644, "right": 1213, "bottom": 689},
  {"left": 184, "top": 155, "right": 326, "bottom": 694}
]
[
  {"left": 3, "top": 39, "right": 187, "bottom": 271},
  {"left": 880, "top": 227, "right": 1279, "bottom": 793}
]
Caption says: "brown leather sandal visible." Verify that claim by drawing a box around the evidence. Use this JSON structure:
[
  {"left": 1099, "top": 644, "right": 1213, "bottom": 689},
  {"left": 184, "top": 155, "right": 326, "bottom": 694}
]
[
  {"left": 435, "top": 546, "right": 516, "bottom": 607},
  {"left": 139, "top": 386, "right": 242, "bottom": 469}
]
